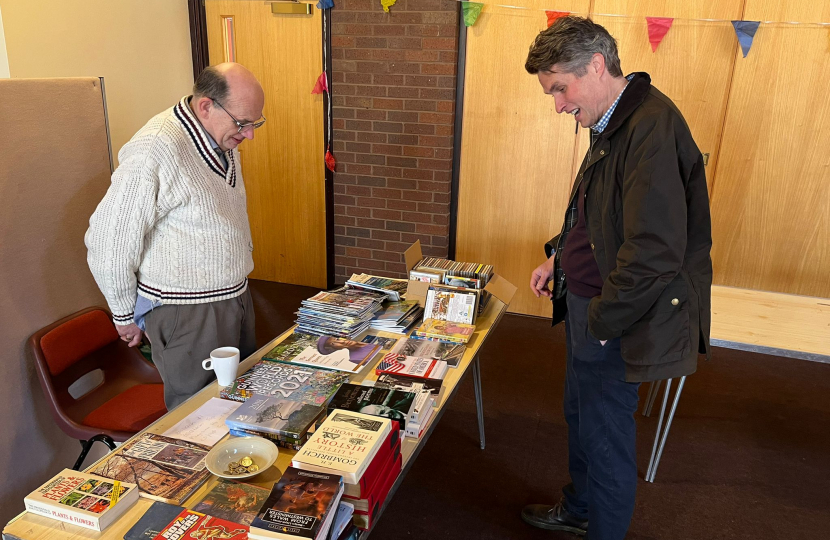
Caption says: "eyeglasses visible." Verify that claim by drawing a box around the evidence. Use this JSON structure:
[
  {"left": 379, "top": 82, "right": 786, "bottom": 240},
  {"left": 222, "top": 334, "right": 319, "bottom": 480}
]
[{"left": 212, "top": 99, "right": 266, "bottom": 133}]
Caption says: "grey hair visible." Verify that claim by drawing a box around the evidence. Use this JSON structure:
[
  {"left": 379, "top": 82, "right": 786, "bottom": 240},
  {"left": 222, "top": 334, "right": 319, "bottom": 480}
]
[
  {"left": 192, "top": 66, "right": 229, "bottom": 102},
  {"left": 525, "top": 17, "right": 622, "bottom": 77}
]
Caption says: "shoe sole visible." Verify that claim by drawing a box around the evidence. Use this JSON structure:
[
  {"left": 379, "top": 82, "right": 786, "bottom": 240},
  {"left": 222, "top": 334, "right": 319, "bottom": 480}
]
[{"left": 520, "top": 513, "right": 587, "bottom": 536}]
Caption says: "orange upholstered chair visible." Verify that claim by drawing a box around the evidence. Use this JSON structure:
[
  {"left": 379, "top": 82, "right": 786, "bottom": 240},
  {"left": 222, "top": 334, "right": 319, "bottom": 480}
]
[{"left": 29, "top": 307, "right": 167, "bottom": 469}]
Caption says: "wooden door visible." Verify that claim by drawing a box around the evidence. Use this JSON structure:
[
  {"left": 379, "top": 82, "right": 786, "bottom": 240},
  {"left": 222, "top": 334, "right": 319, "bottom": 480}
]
[{"left": 205, "top": 1, "right": 327, "bottom": 287}]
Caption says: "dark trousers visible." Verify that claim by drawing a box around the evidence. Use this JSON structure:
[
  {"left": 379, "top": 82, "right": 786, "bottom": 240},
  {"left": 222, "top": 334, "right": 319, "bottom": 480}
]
[
  {"left": 563, "top": 292, "right": 640, "bottom": 540},
  {"left": 145, "top": 288, "right": 257, "bottom": 409}
]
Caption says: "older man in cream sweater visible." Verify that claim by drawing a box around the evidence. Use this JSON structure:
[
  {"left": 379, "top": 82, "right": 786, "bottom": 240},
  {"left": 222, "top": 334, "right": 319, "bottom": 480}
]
[{"left": 86, "top": 63, "right": 266, "bottom": 409}]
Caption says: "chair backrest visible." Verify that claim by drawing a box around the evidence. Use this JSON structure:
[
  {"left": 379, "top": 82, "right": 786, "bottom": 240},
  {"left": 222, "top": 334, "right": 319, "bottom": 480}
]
[{"left": 29, "top": 307, "right": 162, "bottom": 440}]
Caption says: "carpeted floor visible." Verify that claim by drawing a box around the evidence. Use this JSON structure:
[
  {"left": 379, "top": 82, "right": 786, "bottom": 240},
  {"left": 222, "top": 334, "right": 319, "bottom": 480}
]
[{"left": 249, "top": 279, "right": 830, "bottom": 540}]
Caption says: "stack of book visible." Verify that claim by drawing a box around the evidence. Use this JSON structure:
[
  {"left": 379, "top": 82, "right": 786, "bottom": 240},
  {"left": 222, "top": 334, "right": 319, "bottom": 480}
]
[
  {"left": 250, "top": 467, "right": 344, "bottom": 540},
  {"left": 345, "top": 273, "right": 408, "bottom": 301},
  {"left": 368, "top": 300, "right": 423, "bottom": 334},
  {"left": 410, "top": 257, "right": 494, "bottom": 287},
  {"left": 220, "top": 360, "right": 349, "bottom": 405},
  {"left": 327, "top": 383, "right": 418, "bottom": 432},
  {"left": 296, "top": 290, "right": 383, "bottom": 339},
  {"left": 391, "top": 336, "right": 465, "bottom": 368},
  {"left": 225, "top": 395, "right": 327, "bottom": 451}
]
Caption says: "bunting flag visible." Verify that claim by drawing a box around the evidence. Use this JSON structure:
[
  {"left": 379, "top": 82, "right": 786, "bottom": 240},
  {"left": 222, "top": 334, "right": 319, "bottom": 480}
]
[
  {"left": 311, "top": 72, "right": 328, "bottom": 94},
  {"left": 462, "top": 2, "right": 484, "bottom": 27},
  {"left": 325, "top": 147, "right": 337, "bottom": 172},
  {"left": 732, "top": 20, "right": 760, "bottom": 57},
  {"left": 381, "top": 0, "right": 397, "bottom": 13},
  {"left": 316, "top": 0, "right": 334, "bottom": 9},
  {"left": 646, "top": 17, "right": 673, "bottom": 52},
  {"left": 546, "top": 11, "right": 570, "bottom": 28}
]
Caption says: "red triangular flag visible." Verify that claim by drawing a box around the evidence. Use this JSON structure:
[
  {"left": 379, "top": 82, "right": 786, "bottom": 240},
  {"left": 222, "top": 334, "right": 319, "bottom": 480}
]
[
  {"left": 311, "top": 72, "right": 328, "bottom": 94},
  {"left": 545, "top": 11, "right": 570, "bottom": 28},
  {"left": 325, "top": 147, "right": 336, "bottom": 172},
  {"left": 646, "top": 17, "right": 673, "bottom": 52}
]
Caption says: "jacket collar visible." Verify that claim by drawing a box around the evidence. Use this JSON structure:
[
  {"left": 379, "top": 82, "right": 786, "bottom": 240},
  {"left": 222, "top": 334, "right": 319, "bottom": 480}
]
[
  {"left": 173, "top": 96, "right": 228, "bottom": 179},
  {"left": 597, "top": 72, "right": 651, "bottom": 139}
]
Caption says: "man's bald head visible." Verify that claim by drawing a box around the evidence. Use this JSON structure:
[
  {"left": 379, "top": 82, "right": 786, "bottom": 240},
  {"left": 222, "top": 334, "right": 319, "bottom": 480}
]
[{"left": 191, "top": 63, "right": 266, "bottom": 152}]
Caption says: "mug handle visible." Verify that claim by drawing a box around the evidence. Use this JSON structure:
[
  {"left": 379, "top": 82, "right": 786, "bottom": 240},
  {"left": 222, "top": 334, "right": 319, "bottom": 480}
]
[{"left": 202, "top": 359, "right": 213, "bottom": 370}]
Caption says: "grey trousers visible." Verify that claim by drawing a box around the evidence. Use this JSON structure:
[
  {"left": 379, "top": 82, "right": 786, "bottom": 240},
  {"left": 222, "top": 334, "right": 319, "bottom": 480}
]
[{"left": 145, "top": 288, "right": 257, "bottom": 409}]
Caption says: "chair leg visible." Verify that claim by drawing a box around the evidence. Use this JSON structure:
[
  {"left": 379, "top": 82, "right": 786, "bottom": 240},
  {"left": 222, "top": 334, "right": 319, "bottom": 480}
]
[
  {"left": 73, "top": 434, "right": 117, "bottom": 470},
  {"left": 646, "top": 376, "right": 686, "bottom": 483}
]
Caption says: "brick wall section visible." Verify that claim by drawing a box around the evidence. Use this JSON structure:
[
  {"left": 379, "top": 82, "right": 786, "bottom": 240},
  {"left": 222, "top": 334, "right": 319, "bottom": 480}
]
[{"left": 330, "top": 0, "right": 458, "bottom": 283}]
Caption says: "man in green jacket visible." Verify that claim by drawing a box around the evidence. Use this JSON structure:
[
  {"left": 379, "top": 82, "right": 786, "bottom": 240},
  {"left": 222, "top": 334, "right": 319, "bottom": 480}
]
[{"left": 523, "top": 17, "right": 712, "bottom": 540}]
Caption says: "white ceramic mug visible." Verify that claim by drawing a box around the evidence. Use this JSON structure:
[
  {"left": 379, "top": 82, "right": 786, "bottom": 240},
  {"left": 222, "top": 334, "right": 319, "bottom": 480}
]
[{"left": 202, "top": 347, "right": 240, "bottom": 387}]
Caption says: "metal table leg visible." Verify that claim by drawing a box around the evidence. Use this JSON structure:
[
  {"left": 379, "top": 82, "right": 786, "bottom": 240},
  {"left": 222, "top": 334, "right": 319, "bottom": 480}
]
[
  {"left": 472, "top": 355, "right": 485, "bottom": 450},
  {"left": 646, "top": 376, "right": 686, "bottom": 483}
]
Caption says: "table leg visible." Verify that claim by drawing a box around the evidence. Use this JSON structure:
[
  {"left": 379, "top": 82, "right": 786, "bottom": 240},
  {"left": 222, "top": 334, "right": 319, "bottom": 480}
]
[{"left": 473, "top": 355, "right": 485, "bottom": 450}]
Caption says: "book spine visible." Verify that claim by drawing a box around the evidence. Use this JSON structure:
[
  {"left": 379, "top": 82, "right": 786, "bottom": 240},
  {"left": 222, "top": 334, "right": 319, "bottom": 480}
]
[{"left": 24, "top": 499, "right": 101, "bottom": 531}]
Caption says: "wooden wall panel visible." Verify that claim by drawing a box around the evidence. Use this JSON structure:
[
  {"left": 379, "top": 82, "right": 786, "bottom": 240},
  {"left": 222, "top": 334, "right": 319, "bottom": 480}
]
[
  {"left": 711, "top": 1, "right": 830, "bottom": 296},
  {"left": 456, "top": 0, "right": 591, "bottom": 317},
  {"left": 206, "top": 1, "right": 327, "bottom": 288}
]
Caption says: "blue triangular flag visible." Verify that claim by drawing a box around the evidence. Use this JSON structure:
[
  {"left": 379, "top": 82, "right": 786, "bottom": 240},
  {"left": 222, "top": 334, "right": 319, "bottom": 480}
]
[
  {"left": 732, "top": 21, "right": 760, "bottom": 58},
  {"left": 317, "top": 0, "right": 334, "bottom": 9}
]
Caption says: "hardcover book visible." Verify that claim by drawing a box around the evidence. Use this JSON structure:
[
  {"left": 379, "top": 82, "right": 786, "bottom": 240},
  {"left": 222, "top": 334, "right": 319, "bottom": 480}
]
[
  {"left": 220, "top": 361, "right": 348, "bottom": 404},
  {"left": 152, "top": 509, "right": 248, "bottom": 540},
  {"left": 327, "top": 384, "right": 416, "bottom": 432},
  {"left": 391, "top": 337, "right": 465, "bottom": 367},
  {"left": 249, "top": 467, "right": 343, "bottom": 540},
  {"left": 374, "top": 352, "right": 448, "bottom": 380},
  {"left": 88, "top": 433, "right": 211, "bottom": 505},
  {"left": 191, "top": 479, "right": 271, "bottom": 526},
  {"left": 226, "top": 395, "right": 326, "bottom": 440},
  {"left": 292, "top": 411, "right": 392, "bottom": 484},
  {"left": 23, "top": 469, "right": 138, "bottom": 531},
  {"left": 124, "top": 501, "right": 185, "bottom": 540}
]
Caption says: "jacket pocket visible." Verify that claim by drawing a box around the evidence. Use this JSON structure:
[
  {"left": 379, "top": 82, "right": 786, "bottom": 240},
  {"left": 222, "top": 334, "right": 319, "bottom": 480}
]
[{"left": 620, "top": 278, "right": 691, "bottom": 365}]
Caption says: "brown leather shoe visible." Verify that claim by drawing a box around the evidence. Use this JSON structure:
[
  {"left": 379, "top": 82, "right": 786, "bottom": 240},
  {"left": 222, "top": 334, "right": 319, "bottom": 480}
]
[{"left": 521, "top": 501, "right": 588, "bottom": 535}]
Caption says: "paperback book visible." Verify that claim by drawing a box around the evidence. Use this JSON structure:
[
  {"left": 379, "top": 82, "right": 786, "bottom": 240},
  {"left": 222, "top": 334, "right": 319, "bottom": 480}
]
[
  {"left": 226, "top": 395, "right": 326, "bottom": 441},
  {"left": 191, "top": 479, "right": 271, "bottom": 526},
  {"left": 220, "top": 361, "right": 348, "bottom": 404},
  {"left": 374, "top": 352, "right": 448, "bottom": 380},
  {"left": 413, "top": 319, "right": 475, "bottom": 344},
  {"left": 23, "top": 469, "right": 138, "bottom": 531},
  {"left": 287, "top": 338, "right": 380, "bottom": 374},
  {"left": 372, "top": 373, "right": 443, "bottom": 402},
  {"left": 327, "top": 384, "right": 417, "bottom": 431},
  {"left": 360, "top": 334, "right": 398, "bottom": 350},
  {"left": 262, "top": 332, "right": 321, "bottom": 363},
  {"left": 345, "top": 273, "right": 408, "bottom": 301},
  {"left": 88, "top": 433, "right": 211, "bottom": 505},
  {"left": 124, "top": 502, "right": 184, "bottom": 540},
  {"left": 423, "top": 285, "right": 479, "bottom": 325},
  {"left": 292, "top": 411, "right": 392, "bottom": 484},
  {"left": 249, "top": 467, "right": 343, "bottom": 540},
  {"left": 391, "top": 337, "right": 465, "bottom": 368},
  {"left": 152, "top": 509, "right": 248, "bottom": 540}
]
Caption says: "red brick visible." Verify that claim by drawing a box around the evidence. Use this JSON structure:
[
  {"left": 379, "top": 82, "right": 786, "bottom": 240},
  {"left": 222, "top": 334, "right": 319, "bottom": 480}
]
[
  {"left": 357, "top": 238, "right": 385, "bottom": 250},
  {"left": 333, "top": 141, "right": 346, "bottom": 152},
  {"left": 373, "top": 98, "right": 404, "bottom": 110},
  {"left": 367, "top": 49, "right": 407, "bottom": 62},
  {"left": 387, "top": 87, "right": 420, "bottom": 99},
  {"left": 343, "top": 0, "right": 373, "bottom": 10},
  {"left": 332, "top": 36, "right": 355, "bottom": 47},
  {"left": 421, "top": 12, "right": 456, "bottom": 25},
  {"left": 356, "top": 108, "right": 387, "bottom": 121},
  {"left": 404, "top": 146, "right": 434, "bottom": 158},
  {"left": 405, "top": 50, "right": 441, "bottom": 62},
  {"left": 419, "top": 88, "right": 455, "bottom": 100},
  {"left": 419, "top": 135, "right": 452, "bottom": 147},
  {"left": 387, "top": 111, "right": 419, "bottom": 122},
  {"left": 344, "top": 163, "right": 373, "bottom": 175},
  {"left": 372, "top": 230, "right": 401, "bottom": 241},
  {"left": 345, "top": 96, "right": 373, "bottom": 108},
  {"left": 373, "top": 24, "right": 408, "bottom": 36},
  {"left": 357, "top": 132, "right": 387, "bottom": 143},
  {"left": 386, "top": 199, "right": 418, "bottom": 211},
  {"left": 388, "top": 37, "right": 423, "bottom": 49},
  {"left": 418, "top": 202, "right": 448, "bottom": 214},
  {"left": 355, "top": 153, "right": 386, "bottom": 165},
  {"left": 388, "top": 134, "right": 419, "bottom": 145},
  {"left": 356, "top": 258, "right": 387, "bottom": 271},
  {"left": 334, "top": 130, "right": 357, "bottom": 142},
  {"left": 333, "top": 23, "right": 372, "bottom": 36},
  {"left": 333, "top": 118, "right": 346, "bottom": 130},
  {"left": 387, "top": 178, "right": 418, "bottom": 190},
  {"left": 332, "top": 11, "right": 356, "bottom": 23},
  {"left": 356, "top": 61, "right": 389, "bottom": 74},
  {"left": 346, "top": 227, "right": 372, "bottom": 238},
  {"left": 372, "top": 208, "right": 403, "bottom": 220},
  {"left": 352, "top": 11, "right": 391, "bottom": 24},
  {"left": 386, "top": 156, "right": 418, "bottom": 168},
  {"left": 388, "top": 62, "right": 422, "bottom": 75},
  {"left": 345, "top": 72, "right": 373, "bottom": 84},
  {"left": 336, "top": 255, "right": 357, "bottom": 266},
  {"left": 356, "top": 218, "right": 386, "bottom": 229},
  {"left": 433, "top": 171, "right": 452, "bottom": 182},
  {"left": 434, "top": 148, "right": 452, "bottom": 160},
  {"left": 334, "top": 84, "right": 357, "bottom": 96},
  {"left": 346, "top": 205, "right": 372, "bottom": 217},
  {"left": 419, "top": 112, "right": 453, "bottom": 125},
  {"left": 332, "top": 96, "right": 347, "bottom": 107},
  {"left": 384, "top": 13, "right": 423, "bottom": 24},
  {"left": 433, "top": 192, "right": 451, "bottom": 204},
  {"left": 404, "top": 123, "right": 435, "bottom": 135},
  {"left": 437, "top": 76, "right": 456, "bottom": 88},
  {"left": 335, "top": 235, "right": 356, "bottom": 247},
  {"left": 437, "top": 101, "right": 455, "bottom": 113},
  {"left": 333, "top": 60, "right": 358, "bottom": 72},
  {"left": 331, "top": 48, "right": 344, "bottom": 60},
  {"left": 384, "top": 241, "right": 415, "bottom": 253},
  {"left": 401, "top": 189, "right": 434, "bottom": 202},
  {"left": 373, "top": 187, "right": 403, "bottom": 199},
  {"left": 335, "top": 214, "right": 356, "bottom": 226},
  {"left": 418, "top": 158, "right": 452, "bottom": 170},
  {"left": 357, "top": 176, "right": 388, "bottom": 187},
  {"left": 387, "top": 221, "right": 417, "bottom": 232},
  {"left": 345, "top": 184, "right": 372, "bottom": 196},
  {"left": 373, "top": 74, "right": 406, "bottom": 86},
  {"left": 405, "top": 100, "right": 438, "bottom": 111},
  {"left": 334, "top": 225, "right": 346, "bottom": 235},
  {"left": 345, "top": 142, "right": 371, "bottom": 153},
  {"left": 439, "top": 51, "right": 457, "bottom": 63},
  {"left": 421, "top": 63, "right": 456, "bottom": 76},
  {"left": 423, "top": 37, "right": 455, "bottom": 50},
  {"left": 373, "top": 122, "right": 404, "bottom": 133},
  {"left": 354, "top": 37, "right": 388, "bottom": 48},
  {"left": 374, "top": 250, "right": 403, "bottom": 262},
  {"left": 435, "top": 124, "right": 453, "bottom": 136},
  {"left": 418, "top": 180, "right": 450, "bottom": 192},
  {"left": 401, "top": 232, "right": 433, "bottom": 245},
  {"left": 432, "top": 235, "right": 449, "bottom": 248},
  {"left": 422, "top": 245, "right": 449, "bottom": 257},
  {"left": 402, "top": 168, "right": 434, "bottom": 180},
  {"left": 405, "top": 75, "right": 438, "bottom": 87},
  {"left": 335, "top": 173, "right": 357, "bottom": 185},
  {"left": 335, "top": 194, "right": 356, "bottom": 205},
  {"left": 407, "top": 25, "right": 440, "bottom": 37},
  {"left": 439, "top": 24, "right": 457, "bottom": 37},
  {"left": 337, "top": 152, "right": 356, "bottom": 163},
  {"left": 416, "top": 223, "right": 449, "bottom": 235},
  {"left": 334, "top": 108, "right": 356, "bottom": 119},
  {"left": 355, "top": 197, "right": 387, "bottom": 208},
  {"left": 432, "top": 213, "right": 450, "bottom": 226},
  {"left": 355, "top": 85, "right": 387, "bottom": 97},
  {"left": 372, "top": 144, "right": 403, "bottom": 156},
  {"left": 371, "top": 166, "right": 404, "bottom": 178},
  {"left": 384, "top": 262, "right": 408, "bottom": 275}
]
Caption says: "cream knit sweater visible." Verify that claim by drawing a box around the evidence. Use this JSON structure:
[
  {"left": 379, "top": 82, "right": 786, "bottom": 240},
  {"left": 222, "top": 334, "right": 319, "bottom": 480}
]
[{"left": 85, "top": 97, "right": 254, "bottom": 325}]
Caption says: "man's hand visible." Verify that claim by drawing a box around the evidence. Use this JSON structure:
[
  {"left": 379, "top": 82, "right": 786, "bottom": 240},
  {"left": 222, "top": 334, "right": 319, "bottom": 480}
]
[
  {"left": 530, "top": 255, "right": 556, "bottom": 298},
  {"left": 116, "top": 323, "right": 143, "bottom": 347}
]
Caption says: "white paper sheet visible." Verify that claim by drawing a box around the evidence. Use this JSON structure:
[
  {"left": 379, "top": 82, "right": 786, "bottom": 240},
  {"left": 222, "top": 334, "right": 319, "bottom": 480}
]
[{"left": 162, "top": 397, "right": 242, "bottom": 446}]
